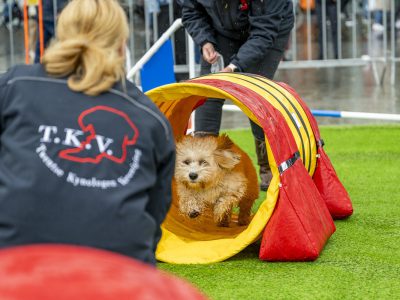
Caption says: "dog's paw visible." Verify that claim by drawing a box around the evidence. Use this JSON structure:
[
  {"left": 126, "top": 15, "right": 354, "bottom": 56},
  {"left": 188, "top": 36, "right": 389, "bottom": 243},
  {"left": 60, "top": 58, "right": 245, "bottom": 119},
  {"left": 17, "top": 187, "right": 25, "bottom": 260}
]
[
  {"left": 238, "top": 218, "right": 250, "bottom": 226},
  {"left": 217, "top": 219, "right": 230, "bottom": 227},
  {"left": 189, "top": 210, "right": 200, "bottom": 218},
  {"left": 217, "top": 215, "right": 230, "bottom": 227}
]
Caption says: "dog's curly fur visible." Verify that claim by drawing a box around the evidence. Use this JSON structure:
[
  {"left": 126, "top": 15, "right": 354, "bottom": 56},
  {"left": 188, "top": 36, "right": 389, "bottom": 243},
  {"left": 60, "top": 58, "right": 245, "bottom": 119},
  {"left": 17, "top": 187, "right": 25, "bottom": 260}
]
[{"left": 174, "top": 134, "right": 259, "bottom": 227}]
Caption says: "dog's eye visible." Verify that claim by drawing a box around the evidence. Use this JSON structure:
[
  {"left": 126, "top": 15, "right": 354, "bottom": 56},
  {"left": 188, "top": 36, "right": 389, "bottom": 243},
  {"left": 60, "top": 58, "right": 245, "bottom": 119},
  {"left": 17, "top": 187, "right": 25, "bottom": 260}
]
[
  {"left": 183, "top": 159, "right": 191, "bottom": 165},
  {"left": 199, "top": 159, "right": 208, "bottom": 166}
]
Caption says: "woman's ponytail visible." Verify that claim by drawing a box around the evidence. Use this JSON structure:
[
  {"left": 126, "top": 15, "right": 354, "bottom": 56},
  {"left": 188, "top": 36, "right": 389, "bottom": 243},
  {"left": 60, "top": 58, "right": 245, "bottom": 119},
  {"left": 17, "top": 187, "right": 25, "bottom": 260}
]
[{"left": 42, "top": 0, "right": 129, "bottom": 96}]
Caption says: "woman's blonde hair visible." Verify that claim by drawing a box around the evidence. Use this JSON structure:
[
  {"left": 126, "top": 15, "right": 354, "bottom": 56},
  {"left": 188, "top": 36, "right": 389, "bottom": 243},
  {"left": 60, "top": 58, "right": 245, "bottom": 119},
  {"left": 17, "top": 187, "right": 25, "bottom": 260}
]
[{"left": 42, "top": 0, "right": 129, "bottom": 96}]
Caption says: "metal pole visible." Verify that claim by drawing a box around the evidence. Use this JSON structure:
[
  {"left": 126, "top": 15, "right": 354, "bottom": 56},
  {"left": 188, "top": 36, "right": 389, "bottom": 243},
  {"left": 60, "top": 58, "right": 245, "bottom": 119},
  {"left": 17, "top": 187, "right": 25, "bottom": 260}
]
[
  {"left": 125, "top": 46, "right": 132, "bottom": 74},
  {"left": 53, "top": 0, "right": 57, "bottom": 34},
  {"left": 383, "top": 0, "right": 387, "bottom": 61},
  {"left": 23, "top": 0, "right": 30, "bottom": 64},
  {"left": 187, "top": 33, "right": 196, "bottom": 133},
  {"left": 367, "top": 1, "right": 372, "bottom": 57},
  {"left": 322, "top": 0, "right": 327, "bottom": 59},
  {"left": 188, "top": 35, "right": 196, "bottom": 79},
  {"left": 352, "top": 0, "right": 357, "bottom": 58},
  {"left": 185, "top": 31, "right": 190, "bottom": 70},
  {"left": 291, "top": 1, "right": 297, "bottom": 61},
  {"left": 7, "top": 0, "right": 15, "bottom": 66},
  {"left": 367, "top": 1, "right": 380, "bottom": 85},
  {"left": 371, "top": 57, "right": 381, "bottom": 85},
  {"left": 169, "top": 1, "right": 176, "bottom": 63},
  {"left": 144, "top": 1, "right": 150, "bottom": 50},
  {"left": 390, "top": 0, "right": 396, "bottom": 85},
  {"left": 337, "top": 0, "right": 342, "bottom": 59},
  {"left": 306, "top": 0, "right": 312, "bottom": 60},
  {"left": 379, "top": 0, "right": 388, "bottom": 84},
  {"left": 169, "top": 1, "right": 173, "bottom": 25},
  {"left": 38, "top": 0, "right": 44, "bottom": 60},
  {"left": 128, "top": 0, "right": 135, "bottom": 66},
  {"left": 153, "top": 12, "right": 158, "bottom": 42}
]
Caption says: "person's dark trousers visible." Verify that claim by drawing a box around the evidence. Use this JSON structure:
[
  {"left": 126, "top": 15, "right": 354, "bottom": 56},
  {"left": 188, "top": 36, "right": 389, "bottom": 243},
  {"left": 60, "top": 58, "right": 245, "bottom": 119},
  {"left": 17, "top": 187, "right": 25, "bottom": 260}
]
[
  {"left": 316, "top": 0, "right": 338, "bottom": 60},
  {"left": 157, "top": 4, "right": 170, "bottom": 38},
  {"left": 34, "top": 20, "right": 55, "bottom": 63},
  {"left": 195, "top": 32, "right": 290, "bottom": 140}
]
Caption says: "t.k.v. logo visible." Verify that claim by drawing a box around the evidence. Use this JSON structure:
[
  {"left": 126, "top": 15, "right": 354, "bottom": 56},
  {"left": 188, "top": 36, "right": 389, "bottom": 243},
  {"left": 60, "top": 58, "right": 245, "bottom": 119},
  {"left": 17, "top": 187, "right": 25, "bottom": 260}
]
[
  {"left": 58, "top": 106, "right": 139, "bottom": 164},
  {"left": 37, "top": 106, "right": 142, "bottom": 188}
]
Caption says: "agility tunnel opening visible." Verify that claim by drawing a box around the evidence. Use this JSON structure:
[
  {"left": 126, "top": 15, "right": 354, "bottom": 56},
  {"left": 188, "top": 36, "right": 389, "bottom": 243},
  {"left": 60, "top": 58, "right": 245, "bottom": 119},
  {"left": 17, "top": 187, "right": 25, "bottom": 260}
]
[{"left": 146, "top": 73, "right": 353, "bottom": 264}]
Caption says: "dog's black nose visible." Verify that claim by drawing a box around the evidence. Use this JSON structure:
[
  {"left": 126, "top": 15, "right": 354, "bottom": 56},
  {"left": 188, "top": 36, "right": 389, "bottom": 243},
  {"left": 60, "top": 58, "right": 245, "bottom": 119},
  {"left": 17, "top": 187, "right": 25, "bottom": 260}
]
[
  {"left": 189, "top": 211, "right": 200, "bottom": 218},
  {"left": 189, "top": 172, "right": 198, "bottom": 180}
]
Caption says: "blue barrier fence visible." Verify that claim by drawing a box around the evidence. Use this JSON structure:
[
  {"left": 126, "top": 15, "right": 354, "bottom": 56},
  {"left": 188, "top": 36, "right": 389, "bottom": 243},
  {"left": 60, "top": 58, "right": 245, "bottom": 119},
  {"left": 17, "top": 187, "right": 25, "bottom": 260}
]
[{"left": 223, "top": 105, "right": 400, "bottom": 121}]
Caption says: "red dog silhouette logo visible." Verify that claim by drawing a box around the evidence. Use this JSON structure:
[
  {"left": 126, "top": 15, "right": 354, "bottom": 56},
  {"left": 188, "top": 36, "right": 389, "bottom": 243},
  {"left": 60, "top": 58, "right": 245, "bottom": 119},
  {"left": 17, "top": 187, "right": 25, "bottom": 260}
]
[{"left": 59, "top": 106, "right": 139, "bottom": 164}]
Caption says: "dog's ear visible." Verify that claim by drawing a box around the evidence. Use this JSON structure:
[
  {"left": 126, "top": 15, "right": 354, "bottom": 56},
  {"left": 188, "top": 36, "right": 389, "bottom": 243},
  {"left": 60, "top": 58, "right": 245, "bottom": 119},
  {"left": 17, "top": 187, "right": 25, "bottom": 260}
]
[
  {"left": 214, "top": 134, "right": 241, "bottom": 170},
  {"left": 216, "top": 134, "right": 234, "bottom": 151}
]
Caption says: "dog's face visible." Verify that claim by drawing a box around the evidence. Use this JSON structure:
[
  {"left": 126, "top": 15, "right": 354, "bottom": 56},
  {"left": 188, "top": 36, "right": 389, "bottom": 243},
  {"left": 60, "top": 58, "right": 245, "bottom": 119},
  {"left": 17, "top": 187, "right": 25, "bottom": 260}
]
[{"left": 175, "top": 134, "right": 241, "bottom": 190}]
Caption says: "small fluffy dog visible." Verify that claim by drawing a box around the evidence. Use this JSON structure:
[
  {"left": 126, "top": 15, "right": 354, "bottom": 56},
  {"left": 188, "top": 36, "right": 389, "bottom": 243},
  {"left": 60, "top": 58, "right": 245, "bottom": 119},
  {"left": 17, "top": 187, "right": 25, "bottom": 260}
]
[{"left": 174, "top": 134, "right": 259, "bottom": 227}]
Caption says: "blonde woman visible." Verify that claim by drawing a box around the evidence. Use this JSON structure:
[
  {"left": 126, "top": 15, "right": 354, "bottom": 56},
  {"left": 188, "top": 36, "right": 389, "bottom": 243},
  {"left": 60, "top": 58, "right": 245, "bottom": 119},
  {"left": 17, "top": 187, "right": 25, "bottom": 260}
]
[{"left": 0, "top": 0, "right": 175, "bottom": 265}]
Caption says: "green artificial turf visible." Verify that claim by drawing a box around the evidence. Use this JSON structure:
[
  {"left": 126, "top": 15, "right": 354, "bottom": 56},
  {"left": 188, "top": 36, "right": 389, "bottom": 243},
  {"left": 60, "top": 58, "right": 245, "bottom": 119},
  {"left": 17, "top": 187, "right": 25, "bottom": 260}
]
[{"left": 158, "top": 125, "right": 400, "bottom": 300}]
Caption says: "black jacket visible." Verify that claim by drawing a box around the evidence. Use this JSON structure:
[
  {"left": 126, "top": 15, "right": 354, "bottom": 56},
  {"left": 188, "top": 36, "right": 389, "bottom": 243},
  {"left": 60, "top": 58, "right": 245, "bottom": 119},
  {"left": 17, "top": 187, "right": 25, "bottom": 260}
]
[
  {"left": 181, "top": 0, "right": 294, "bottom": 71},
  {"left": 0, "top": 64, "right": 175, "bottom": 265}
]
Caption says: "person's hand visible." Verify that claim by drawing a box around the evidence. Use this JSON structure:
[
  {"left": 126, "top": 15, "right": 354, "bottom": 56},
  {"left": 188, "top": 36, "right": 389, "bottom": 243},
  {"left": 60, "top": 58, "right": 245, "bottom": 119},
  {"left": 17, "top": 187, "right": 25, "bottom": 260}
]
[
  {"left": 202, "top": 42, "right": 218, "bottom": 64},
  {"left": 220, "top": 64, "right": 237, "bottom": 73},
  {"left": 220, "top": 66, "right": 234, "bottom": 73}
]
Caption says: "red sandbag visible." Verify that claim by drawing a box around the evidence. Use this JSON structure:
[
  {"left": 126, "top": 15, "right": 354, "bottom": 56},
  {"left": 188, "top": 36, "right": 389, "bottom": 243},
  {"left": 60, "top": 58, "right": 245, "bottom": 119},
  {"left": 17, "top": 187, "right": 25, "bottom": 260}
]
[
  {"left": 277, "top": 82, "right": 353, "bottom": 219},
  {"left": 312, "top": 147, "right": 354, "bottom": 219},
  {"left": 259, "top": 159, "right": 336, "bottom": 261}
]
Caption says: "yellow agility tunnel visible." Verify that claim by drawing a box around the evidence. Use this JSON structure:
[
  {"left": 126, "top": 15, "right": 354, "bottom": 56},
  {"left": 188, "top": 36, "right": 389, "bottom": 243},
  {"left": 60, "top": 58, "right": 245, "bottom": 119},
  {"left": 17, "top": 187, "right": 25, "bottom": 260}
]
[{"left": 146, "top": 73, "right": 350, "bottom": 264}]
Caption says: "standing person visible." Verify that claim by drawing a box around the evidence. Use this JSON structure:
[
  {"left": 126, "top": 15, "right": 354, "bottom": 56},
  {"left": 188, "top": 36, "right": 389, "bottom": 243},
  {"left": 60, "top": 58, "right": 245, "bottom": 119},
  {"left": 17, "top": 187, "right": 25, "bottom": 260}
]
[
  {"left": 2, "top": 0, "right": 23, "bottom": 29},
  {"left": 341, "top": 0, "right": 351, "bottom": 18},
  {"left": 369, "top": 0, "right": 390, "bottom": 32},
  {"left": 181, "top": 0, "right": 294, "bottom": 191},
  {"left": 0, "top": 0, "right": 175, "bottom": 265},
  {"left": 315, "top": 0, "right": 339, "bottom": 59}
]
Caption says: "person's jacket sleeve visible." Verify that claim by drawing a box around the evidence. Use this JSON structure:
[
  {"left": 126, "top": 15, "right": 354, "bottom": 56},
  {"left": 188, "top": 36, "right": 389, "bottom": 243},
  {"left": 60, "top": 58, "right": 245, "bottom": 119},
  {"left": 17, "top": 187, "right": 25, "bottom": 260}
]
[
  {"left": 230, "top": 0, "right": 293, "bottom": 71},
  {"left": 181, "top": 0, "right": 217, "bottom": 47},
  {"left": 145, "top": 121, "right": 175, "bottom": 255}
]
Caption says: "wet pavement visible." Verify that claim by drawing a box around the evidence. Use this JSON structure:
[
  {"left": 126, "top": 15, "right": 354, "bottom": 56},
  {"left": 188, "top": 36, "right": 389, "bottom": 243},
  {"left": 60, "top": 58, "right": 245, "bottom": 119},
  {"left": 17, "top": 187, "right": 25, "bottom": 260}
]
[{"left": 221, "top": 65, "right": 400, "bottom": 128}]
